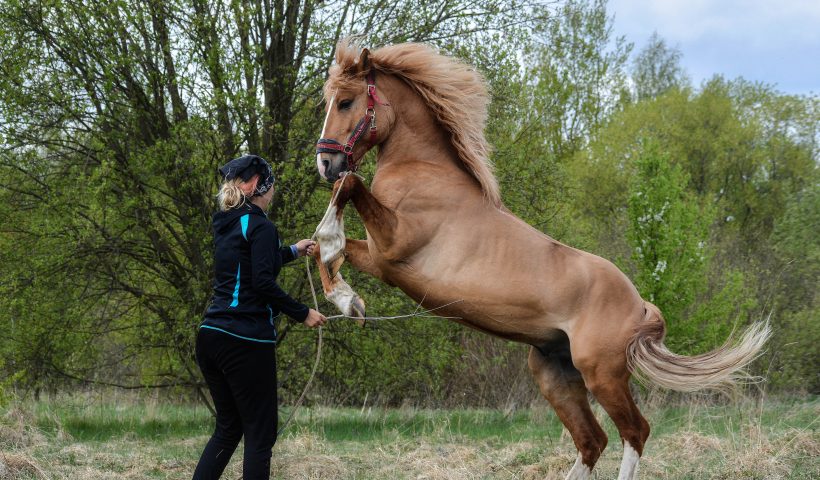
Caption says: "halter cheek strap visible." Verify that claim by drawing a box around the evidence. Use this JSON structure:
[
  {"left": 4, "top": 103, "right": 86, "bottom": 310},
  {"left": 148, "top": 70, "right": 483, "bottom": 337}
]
[{"left": 316, "top": 71, "right": 387, "bottom": 172}]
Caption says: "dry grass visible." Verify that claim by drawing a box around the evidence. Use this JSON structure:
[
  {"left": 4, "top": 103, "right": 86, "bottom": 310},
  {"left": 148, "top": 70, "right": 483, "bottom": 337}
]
[{"left": 0, "top": 396, "right": 817, "bottom": 479}]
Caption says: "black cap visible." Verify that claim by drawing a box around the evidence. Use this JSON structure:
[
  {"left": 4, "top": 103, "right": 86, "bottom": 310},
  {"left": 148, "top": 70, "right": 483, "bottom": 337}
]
[
  {"left": 219, "top": 155, "right": 269, "bottom": 181},
  {"left": 218, "top": 155, "right": 275, "bottom": 197}
]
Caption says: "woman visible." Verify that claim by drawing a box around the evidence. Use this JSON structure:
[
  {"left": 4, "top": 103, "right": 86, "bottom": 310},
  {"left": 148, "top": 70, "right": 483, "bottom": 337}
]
[{"left": 194, "top": 154, "right": 326, "bottom": 479}]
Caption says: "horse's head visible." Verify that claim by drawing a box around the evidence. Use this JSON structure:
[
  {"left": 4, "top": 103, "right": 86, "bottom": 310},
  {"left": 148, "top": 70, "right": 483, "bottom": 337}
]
[{"left": 316, "top": 48, "right": 394, "bottom": 181}]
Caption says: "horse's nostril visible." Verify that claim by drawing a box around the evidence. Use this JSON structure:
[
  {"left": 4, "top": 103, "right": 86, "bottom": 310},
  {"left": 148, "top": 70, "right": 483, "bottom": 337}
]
[{"left": 322, "top": 159, "right": 330, "bottom": 171}]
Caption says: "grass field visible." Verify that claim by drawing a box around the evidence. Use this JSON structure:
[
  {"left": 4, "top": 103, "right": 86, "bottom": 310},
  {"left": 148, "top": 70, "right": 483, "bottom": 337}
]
[{"left": 0, "top": 393, "right": 817, "bottom": 479}]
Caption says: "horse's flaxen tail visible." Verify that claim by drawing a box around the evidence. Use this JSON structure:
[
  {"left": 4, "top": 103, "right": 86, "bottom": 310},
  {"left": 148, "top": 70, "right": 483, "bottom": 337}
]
[{"left": 626, "top": 301, "right": 772, "bottom": 392}]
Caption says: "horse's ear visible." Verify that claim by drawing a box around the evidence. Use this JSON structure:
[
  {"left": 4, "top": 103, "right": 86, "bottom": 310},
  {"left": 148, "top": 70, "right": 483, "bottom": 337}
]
[{"left": 357, "top": 48, "right": 371, "bottom": 74}]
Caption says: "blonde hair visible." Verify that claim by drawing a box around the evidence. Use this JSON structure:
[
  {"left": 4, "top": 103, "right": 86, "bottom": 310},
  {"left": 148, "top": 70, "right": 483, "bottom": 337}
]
[{"left": 217, "top": 178, "right": 247, "bottom": 211}]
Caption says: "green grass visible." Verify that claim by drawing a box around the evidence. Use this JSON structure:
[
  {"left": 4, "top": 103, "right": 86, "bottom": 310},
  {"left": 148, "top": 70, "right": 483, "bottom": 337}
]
[
  {"left": 32, "top": 400, "right": 211, "bottom": 441},
  {"left": 287, "top": 407, "right": 566, "bottom": 443},
  {"left": 1, "top": 393, "right": 818, "bottom": 479}
]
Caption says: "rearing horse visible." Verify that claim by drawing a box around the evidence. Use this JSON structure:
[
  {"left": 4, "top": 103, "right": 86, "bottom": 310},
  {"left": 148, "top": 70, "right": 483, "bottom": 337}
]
[{"left": 312, "top": 41, "right": 770, "bottom": 480}]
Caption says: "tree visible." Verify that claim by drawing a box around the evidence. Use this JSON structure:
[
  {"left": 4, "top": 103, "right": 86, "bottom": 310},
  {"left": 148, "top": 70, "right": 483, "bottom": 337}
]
[
  {"left": 525, "top": 0, "right": 632, "bottom": 160},
  {"left": 631, "top": 31, "right": 688, "bottom": 101},
  {"left": 570, "top": 81, "right": 816, "bottom": 358},
  {"left": 572, "top": 79, "right": 817, "bottom": 257},
  {"left": 493, "top": 0, "right": 632, "bottom": 240},
  {"left": 0, "top": 0, "right": 547, "bottom": 402},
  {"left": 766, "top": 185, "right": 820, "bottom": 391},
  {"left": 626, "top": 141, "right": 757, "bottom": 354},
  {"left": 627, "top": 142, "right": 705, "bottom": 344}
]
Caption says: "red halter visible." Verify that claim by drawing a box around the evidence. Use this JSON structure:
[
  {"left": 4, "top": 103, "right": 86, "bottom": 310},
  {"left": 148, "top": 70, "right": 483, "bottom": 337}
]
[{"left": 316, "top": 71, "right": 387, "bottom": 172}]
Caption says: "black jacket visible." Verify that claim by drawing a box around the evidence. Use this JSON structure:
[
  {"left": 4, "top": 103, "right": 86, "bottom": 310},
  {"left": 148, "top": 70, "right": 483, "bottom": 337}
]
[{"left": 202, "top": 202, "right": 309, "bottom": 343}]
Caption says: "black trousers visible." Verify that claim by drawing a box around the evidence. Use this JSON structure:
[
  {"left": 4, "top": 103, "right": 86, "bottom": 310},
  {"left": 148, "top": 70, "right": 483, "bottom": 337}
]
[{"left": 193, "top": 327, "right": 278, "bottom": 480}]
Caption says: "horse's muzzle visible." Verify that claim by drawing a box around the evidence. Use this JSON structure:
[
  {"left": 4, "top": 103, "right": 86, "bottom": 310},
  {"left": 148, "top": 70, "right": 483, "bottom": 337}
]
[{"left": 316, "top": 151, "right": 348, "bottom": 182}]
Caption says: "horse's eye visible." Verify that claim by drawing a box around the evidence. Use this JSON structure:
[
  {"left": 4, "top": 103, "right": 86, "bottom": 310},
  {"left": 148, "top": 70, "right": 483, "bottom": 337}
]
[{"left": 339, "top": 99, "right": 353, "bottom": 110}]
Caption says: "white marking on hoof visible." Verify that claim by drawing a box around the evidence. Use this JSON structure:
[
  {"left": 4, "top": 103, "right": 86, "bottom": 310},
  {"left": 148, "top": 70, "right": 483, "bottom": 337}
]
[
  {"left": 565, "top": 455, "right": 592, "bottom": 480},
  {"left": 326, "top": 273, "right": 365, "bottom": 318},
  {"left": 315, "top": 203, "right": 345, "bottom": 266},
  {"left": 617, "top": 441, "right": 640, "bottom": 480}
]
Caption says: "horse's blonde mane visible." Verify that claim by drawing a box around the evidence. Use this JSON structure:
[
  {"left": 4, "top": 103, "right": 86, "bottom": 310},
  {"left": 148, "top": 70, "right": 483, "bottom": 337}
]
[{"left": 326, "top": 41, "right": 500, "bottom": 207}]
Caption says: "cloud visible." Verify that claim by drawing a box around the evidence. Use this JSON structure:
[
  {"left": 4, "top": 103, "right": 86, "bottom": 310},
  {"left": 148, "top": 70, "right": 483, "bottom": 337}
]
[
  {"left": 608, "top": 0, "right": 820, "bottom": 94},
  {"left": 615, "top": 0, "right": 820, "bottom": 44}
]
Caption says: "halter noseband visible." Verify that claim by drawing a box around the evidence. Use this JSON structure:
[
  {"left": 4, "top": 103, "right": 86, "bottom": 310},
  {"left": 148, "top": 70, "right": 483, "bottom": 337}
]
[{"left": 316, "top": 71, "right": 387, "bottom": 173}]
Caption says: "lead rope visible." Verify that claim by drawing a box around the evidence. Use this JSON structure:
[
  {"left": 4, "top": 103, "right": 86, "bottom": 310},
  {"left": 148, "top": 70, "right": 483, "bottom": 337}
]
[
  {"left": 275, "top": 213, "right": 334, "bottom": 437},
  {"left": 274, "top": 174, "right": 349, "bottom": 438},
  {"left": 275, "top": 255, "right": 322, "bottom": 438},
  {"left": 276, "top": 175, "right": 347, "bottom": 438}
]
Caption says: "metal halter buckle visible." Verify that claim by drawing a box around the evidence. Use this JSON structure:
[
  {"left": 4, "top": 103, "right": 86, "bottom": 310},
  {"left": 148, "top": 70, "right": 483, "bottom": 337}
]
[{"left": 367, "top": 108, "right": 376, "bottom": 130}]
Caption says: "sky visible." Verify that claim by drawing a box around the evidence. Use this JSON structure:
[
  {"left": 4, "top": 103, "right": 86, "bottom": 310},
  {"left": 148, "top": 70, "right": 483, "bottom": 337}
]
[{"left": 607, "top": 0, "right": 820, "bottom": 96}]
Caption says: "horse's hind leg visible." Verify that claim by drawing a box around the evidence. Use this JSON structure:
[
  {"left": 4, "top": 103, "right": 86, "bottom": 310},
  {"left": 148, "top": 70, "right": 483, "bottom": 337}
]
[
  {"left": 572, "top": 343, "right": 650, "bottom": 480},
  {"left": 528, "top": 342, "right": 607, "bottom": 480}
]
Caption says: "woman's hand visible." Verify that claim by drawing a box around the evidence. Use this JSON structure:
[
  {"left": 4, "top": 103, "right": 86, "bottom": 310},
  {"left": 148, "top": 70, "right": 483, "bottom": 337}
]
[
  {"left": 304, "top": 308, "right": 326, "bottom": 328},
  {"left": 295, "top": 239, "right": 316, "bottom": 257}
]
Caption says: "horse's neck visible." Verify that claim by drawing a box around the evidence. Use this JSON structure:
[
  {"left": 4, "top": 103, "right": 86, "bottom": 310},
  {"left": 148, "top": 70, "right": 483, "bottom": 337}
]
[{"left": 376, "top": 79, "right": 464, "bottom": 177}]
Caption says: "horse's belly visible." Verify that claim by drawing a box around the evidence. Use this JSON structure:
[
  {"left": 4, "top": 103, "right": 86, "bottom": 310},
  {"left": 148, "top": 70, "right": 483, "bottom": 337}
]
[
  {"left": 377, "top": 255, "right": 572, "bottom": 341},
  {"left": 367, "top": 209, "right": 616, "bottom": 341}
]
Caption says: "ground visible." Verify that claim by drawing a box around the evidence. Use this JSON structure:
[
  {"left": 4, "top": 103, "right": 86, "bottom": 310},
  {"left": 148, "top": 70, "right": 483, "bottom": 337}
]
[{"left": 0, "top": 393, "right": 817, "bottom": 479}]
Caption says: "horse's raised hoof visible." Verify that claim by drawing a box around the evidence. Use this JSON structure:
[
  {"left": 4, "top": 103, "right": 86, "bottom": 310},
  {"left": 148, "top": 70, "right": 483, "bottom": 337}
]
[
  {"left": 351, "top": 295, "right": 366, "bottom": 327},
  {"left": 325, "top": 272, "right": 366, "bottom": 326}
]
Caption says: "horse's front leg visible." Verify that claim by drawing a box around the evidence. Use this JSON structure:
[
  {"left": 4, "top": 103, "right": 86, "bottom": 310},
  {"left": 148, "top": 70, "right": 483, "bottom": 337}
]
[
  {"left": 344, "top": 239, "right": 382, "bottom": 279},
  {"left": 314, "top": 179, "right": 348, "bottom": 269},
  {"left": 315, "top": 173, "right": 398, "bottom": 272},
  {"left": 313, "top": 178, "right": 377, "bottom": 321},
  {"left": 333, "top": 173, "right": 398, "bottom": 256},
  {"left": 311, "top": 239, "right": 376, "bottom": 324},
  {"left": 312, "top": 244, "right": 365, "bottom": 322}
]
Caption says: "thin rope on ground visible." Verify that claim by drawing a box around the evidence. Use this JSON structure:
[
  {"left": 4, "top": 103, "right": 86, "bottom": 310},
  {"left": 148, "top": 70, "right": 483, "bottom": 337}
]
[
  {"left": 276, "top": 255, "right": 323, "bottom": 438},
  {"left": 275, "top": 175, "right": 349, "bottom": 438}
]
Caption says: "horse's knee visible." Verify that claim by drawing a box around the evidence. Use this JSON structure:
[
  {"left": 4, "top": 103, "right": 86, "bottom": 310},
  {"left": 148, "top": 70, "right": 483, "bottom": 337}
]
[
  {"left": 581, "top": 426, "right": 608, "bottom": 456},
  {"left": 528, "top": 345, "right": 611, "bottom": 469}
]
